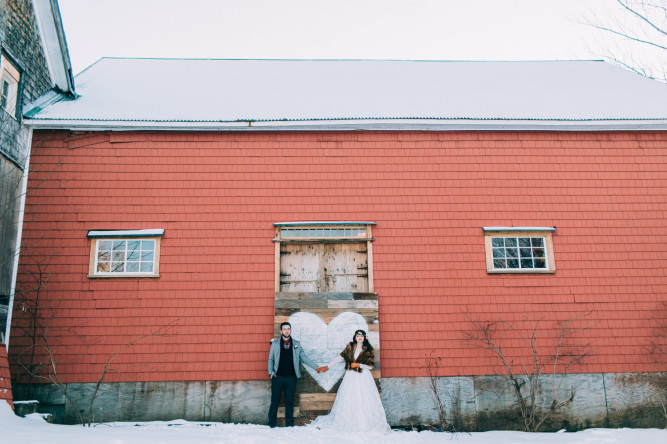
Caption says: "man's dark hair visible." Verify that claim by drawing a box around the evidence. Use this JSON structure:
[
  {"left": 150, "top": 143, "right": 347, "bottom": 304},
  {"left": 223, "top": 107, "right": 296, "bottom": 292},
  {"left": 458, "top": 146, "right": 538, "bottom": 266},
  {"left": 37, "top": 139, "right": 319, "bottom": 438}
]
[{"left": 280, "top": 322, "right": 291, "bottom": 329}]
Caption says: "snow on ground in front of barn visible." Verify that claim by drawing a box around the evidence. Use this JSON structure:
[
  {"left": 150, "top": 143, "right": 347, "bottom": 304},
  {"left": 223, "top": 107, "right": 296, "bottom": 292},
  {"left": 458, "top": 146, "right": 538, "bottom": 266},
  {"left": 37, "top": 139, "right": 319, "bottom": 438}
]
[{"left": 2, "top": 402, "right": 665, "bottom": 444}]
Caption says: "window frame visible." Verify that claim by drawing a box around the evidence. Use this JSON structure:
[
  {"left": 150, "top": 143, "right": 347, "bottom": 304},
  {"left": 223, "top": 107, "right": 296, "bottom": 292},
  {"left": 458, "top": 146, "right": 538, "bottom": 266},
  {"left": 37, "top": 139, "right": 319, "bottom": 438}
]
[
  {"left": 0, "top": 53, "right": 21, "bottom": 119},
  {"left": 483, "top": 227, "right": 556, "bottom": 274},
  {"left": 87, "top": 229, "right": 164, "bottom": 278},
  {"left": 273, "top": 222, "right": 376, "bottom": 293}
]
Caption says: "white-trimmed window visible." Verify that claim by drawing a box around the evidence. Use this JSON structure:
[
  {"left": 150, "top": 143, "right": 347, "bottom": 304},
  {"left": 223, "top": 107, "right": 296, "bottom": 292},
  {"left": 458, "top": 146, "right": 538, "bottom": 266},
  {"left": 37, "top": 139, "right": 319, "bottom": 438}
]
[
  {"left": 0, "top": 54, "right": 21, "bottom": 118},
  {"left": 483, "top": 227, "right": 556, "bottom": 274},
  {"left": 88, "top": 229, "right": 164, "bottom": 278}
]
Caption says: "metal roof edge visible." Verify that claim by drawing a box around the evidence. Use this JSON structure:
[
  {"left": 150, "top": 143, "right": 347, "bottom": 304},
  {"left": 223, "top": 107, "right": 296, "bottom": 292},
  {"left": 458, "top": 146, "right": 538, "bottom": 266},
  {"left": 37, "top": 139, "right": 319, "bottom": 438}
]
[
  {"left": 87, "top": 229, "right": 165, "bottom": 238},
  {"left": 274, "top": 222, "right": 376, "bottom": 226},
  {"left": 483, "top": 227, "right": 557, "bottom": 232},
  {"left": 23, "top": 118, "right": 667, "bottom": 132}
]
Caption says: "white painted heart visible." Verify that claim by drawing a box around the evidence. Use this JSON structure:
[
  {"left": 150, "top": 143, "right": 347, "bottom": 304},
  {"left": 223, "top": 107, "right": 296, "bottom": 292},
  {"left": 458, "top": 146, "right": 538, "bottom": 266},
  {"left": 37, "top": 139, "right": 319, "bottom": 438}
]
[{"left": 288, "top": 311, "right": 372, "bottom": 392}]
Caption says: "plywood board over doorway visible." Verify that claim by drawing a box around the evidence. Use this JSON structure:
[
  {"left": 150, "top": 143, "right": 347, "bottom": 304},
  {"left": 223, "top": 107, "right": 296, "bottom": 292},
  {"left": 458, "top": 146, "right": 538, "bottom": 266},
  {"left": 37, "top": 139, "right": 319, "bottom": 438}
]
[{"left": 272, "top": 223, "right": 379, "bottom": 424}]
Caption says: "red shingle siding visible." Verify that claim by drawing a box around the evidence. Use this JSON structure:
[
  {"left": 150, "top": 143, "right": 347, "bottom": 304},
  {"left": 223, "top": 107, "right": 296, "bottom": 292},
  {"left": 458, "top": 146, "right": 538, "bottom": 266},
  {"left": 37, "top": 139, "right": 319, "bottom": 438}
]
[
  {"left": 0, "top": 345, "right": 13, "bottom": 407},
  {"left": 10, "top": 130, "right": 667, "bottom": 383}
]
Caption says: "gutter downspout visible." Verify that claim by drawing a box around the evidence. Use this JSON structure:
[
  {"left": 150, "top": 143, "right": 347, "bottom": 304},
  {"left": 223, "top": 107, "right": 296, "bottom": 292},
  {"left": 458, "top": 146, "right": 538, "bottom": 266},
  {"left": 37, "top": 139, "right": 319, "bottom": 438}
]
[{"left": 5, "top": 127, "right": 34, "bottom": 351}]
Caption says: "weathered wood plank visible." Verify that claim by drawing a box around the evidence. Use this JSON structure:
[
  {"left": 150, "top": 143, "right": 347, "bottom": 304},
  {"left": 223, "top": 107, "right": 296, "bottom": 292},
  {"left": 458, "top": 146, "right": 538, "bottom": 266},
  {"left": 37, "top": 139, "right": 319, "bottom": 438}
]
[
  {"left": 328, "top": 300, "right": 378, "bottom": 309},
  {"left": 299, "top": 393, "right": 337, "bottom": 402},
  {"left": 276, "top": 299, "right": 329, "bottom": 309},
  {"left": 299, "top": 401, "right": 335, "bottom": 411}
]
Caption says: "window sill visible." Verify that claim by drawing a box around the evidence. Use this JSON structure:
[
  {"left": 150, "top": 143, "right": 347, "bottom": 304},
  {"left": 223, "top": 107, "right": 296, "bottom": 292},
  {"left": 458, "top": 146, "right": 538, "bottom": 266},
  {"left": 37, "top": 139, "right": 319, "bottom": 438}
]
[
  {"left": 487, "top": 269, "right": 555, "bottom": 274},
  {"left": 88, "top": 273, "right": 160, "bottom": 279}
]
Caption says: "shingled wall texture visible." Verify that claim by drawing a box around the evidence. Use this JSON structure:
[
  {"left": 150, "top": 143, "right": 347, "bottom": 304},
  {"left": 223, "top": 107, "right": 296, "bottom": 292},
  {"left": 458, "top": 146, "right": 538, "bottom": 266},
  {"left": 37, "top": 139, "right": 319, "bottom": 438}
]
[
  {"left": 8, "top": 130, "right": 667, "bottom": 426},
  {"left": 0, "top": 345, "right": 12, "bottom": 408},
  {"left": 1, "top": 0, "right": 57, "bottom": 350}
]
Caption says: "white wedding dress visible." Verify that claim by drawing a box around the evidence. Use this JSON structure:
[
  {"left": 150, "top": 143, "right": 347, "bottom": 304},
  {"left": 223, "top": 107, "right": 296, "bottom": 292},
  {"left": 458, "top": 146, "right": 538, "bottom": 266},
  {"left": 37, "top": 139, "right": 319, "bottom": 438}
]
[{"left": 309, "top": 347, "right": 391, "bottom": 433}]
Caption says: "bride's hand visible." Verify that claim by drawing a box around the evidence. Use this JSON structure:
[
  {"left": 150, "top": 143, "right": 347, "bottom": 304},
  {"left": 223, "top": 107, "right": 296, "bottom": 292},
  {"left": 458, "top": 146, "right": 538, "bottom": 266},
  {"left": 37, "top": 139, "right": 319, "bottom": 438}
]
[{"left": 350, "top": 363, "right": 360, "bottom": 368}]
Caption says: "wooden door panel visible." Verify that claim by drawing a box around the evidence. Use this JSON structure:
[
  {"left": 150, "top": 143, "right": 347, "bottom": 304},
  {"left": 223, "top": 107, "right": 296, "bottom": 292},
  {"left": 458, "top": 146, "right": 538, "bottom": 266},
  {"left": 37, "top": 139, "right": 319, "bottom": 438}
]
[
  {"left": 280, "top": 243, "right": 321, "bottom": 292},
  {"left": 322, "top": 243, "right": 368, "bottom": 292}
]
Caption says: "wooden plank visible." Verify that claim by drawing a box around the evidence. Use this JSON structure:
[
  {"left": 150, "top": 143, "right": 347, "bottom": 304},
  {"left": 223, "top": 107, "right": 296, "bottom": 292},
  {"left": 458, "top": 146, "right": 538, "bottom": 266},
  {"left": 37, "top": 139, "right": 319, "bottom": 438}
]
[
  {"left": 299, "top": 393, "right": 337, "bottom": 402},
  {"left": 275, "top": 292, "right": 377, "bottom": 300},
  {"left": 367, "top": 231, "right": 374, "bottom": 292},
  {"left": 328, "top": 300, "right": 378, "bottom": 309},
  {"left": 300, "top": 401, "right": 335, "bottom": 411},
  {"left": 276, "top": 406, "right": 300, "bottom": 418},
  {"left": 352, "top": 292, "right": 378, "bottom": 300},
  {"left": 275, "top": 299, "right": 329, "bottom": 309}
]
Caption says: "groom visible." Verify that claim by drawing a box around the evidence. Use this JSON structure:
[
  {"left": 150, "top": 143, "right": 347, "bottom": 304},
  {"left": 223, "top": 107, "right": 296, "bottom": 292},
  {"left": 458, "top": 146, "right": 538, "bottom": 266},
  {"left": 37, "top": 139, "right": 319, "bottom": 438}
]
[{"left": 268, "top": 321, "right": 326, "bottom": 427}]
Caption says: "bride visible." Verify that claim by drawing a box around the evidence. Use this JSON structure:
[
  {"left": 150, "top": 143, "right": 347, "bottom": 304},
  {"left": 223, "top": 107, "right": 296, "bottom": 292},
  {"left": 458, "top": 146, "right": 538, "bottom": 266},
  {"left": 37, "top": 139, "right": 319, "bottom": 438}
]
[{"left": 311, "top": 330, "right": 391, "bottom": 433}]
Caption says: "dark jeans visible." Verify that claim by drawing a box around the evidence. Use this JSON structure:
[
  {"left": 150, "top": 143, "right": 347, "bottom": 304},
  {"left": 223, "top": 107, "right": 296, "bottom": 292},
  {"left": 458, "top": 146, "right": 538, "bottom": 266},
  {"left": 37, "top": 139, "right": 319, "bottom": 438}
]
[{"left": 268, "top": 375, "right": 297, "bottom": 427}]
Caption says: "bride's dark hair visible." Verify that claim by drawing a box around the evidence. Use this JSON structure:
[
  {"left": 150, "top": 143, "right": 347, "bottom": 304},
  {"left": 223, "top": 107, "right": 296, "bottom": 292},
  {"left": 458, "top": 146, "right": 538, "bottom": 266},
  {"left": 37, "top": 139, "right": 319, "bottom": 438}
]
[{"left": 349, "top": 329, "right": 373, "bottom": 350}]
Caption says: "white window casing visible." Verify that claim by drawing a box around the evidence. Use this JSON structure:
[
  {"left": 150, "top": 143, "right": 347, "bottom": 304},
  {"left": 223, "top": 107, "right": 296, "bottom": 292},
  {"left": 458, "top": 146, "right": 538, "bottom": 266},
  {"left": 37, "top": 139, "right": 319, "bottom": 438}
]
[
  {"left": 87, "top": 229, "right": 164, "bottom": 278},
  {"left": 483, "top": 227, "right": 556, "bottom": 274}
]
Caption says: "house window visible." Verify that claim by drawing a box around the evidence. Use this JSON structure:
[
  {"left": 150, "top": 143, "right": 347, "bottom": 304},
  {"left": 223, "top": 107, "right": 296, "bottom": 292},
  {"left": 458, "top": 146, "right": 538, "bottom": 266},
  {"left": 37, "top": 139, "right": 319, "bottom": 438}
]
[
  {"left": 87, "top": 229, "right": 164, "bottom": 278},
  {"left": 483, "top": 227, "right": 556, "bottom": 274},
  {"left": 273, "top": 222, "right": 375, "bottom": 293},
  {"left": 0, "top": 54, "right": 21, "bottom": 118}
]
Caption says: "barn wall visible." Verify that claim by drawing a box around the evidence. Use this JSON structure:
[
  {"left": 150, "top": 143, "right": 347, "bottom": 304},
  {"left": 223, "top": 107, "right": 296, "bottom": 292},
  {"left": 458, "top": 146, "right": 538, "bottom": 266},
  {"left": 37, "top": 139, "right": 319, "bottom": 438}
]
[{"left": 7, "top": 129, "right": 666, "bottom": 425}]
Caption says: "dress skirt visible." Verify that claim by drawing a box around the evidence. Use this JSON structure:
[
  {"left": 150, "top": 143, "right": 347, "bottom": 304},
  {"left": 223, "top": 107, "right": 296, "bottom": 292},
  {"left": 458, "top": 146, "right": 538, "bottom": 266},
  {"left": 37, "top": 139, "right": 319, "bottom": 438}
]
[{"left": 309, "top": 368, "right": 390, "bottom": 433}]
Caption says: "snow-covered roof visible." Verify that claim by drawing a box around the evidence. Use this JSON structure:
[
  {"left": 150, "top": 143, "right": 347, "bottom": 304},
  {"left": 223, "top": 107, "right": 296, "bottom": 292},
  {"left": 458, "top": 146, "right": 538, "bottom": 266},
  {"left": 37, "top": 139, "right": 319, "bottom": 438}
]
[{"left": 23, "top": 58, "right": 667, "bottom": 131}]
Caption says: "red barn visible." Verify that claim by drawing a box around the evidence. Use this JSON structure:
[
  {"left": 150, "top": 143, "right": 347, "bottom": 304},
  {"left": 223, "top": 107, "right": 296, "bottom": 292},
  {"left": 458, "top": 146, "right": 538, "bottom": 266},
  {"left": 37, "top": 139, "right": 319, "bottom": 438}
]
[{"left": 8, "top": 59, "right": 667, "bottom": 429}]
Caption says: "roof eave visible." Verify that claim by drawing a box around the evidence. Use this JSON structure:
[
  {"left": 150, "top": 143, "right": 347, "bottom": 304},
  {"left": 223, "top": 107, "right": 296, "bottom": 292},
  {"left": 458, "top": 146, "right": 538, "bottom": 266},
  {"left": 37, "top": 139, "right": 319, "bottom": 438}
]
[
  {"left": 31, "top": 0, "right": 76, "bottom": 95},
  {"left": 22, "top": 118, "right": 667, "bottom": 132}
]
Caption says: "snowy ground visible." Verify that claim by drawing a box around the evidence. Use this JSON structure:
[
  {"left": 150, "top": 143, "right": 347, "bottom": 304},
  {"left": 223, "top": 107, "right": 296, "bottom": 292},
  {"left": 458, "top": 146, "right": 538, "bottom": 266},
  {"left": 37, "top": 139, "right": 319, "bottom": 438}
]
[{"left": 3, "top": 403, "right": 665, "bottom": 444}]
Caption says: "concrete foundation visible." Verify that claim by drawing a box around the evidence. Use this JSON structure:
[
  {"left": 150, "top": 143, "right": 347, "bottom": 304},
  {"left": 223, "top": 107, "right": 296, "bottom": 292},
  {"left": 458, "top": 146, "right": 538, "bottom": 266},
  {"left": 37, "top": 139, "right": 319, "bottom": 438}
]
[{"left": 12, "top": 371, "right": 667, "bottom": 430}]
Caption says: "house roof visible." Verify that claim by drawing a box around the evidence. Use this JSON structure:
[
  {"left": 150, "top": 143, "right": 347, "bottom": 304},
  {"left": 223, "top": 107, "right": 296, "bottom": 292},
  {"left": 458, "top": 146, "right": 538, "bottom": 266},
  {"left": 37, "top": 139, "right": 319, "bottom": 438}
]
[
  {"left": 23, "top": 58, "right": 667, "bottom": 131},
  {"left": 31, "top": 0, "right": 75, "bottom": 95}
]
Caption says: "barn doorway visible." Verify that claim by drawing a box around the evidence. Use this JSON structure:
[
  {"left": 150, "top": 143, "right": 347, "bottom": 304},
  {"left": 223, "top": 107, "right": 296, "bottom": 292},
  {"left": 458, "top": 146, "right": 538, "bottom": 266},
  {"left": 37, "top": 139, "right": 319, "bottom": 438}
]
[{"left": 271, "top": 222, "right": 380, "bottom": 425}]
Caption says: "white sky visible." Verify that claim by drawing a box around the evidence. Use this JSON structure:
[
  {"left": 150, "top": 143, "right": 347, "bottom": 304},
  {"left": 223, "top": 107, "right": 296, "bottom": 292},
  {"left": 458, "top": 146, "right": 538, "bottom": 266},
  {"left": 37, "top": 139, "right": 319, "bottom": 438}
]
[{"left": 57, "top": 0, "right": 664, "bottom": 79}]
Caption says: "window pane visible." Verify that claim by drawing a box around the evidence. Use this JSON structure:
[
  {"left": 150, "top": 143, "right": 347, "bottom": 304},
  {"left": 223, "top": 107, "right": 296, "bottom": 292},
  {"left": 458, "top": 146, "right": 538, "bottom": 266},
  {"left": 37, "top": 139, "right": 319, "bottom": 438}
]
[
  {"left": 519, "top": 248, "right": 532, "bottom": 258},
  {"left": 519, "top": 238, "right": 531, "bottom": 247},
  {"left": 520, "top": 258, "right": 533, "bottom": 268},
  {"left": 492, "top": 248, "right": 505, "bottom": 258},
  {"left": 507, "top": 259, "right": 519, "bottom": 268},
  {"left": 531, "top": 238, "right": 544, "bottom": 247},
  {"left": 506, "top": 248, "right": 518, "bottom": 258},
  {"left": 344, "top": 228, "right": 351, "bottom": 237},
  {"left": 94, "top": 237, "right": 158, "bottom": 275},
  {"left": 281, "top": 229, "right": 287, "bottom": 237},
  {"left": 533, "top": 248, "right": 545, "bottom": 258},
  {"left": 493, "top": 259, "right": 506, "bottom": 268},
  {"left": 491, "top": 238, "right": 504, "bottom": 247},
  {"left": 310, "top": 229, "right": 317, "bottom": 237},
  {"left": 323, "top": 229, "right": 330, "bottom": 237},
  {"left": 534, "top": 259, "right": 546, "bottom": 268},
  {"left": 505, "top": 238, "right": 517, "bottom": 247}
]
